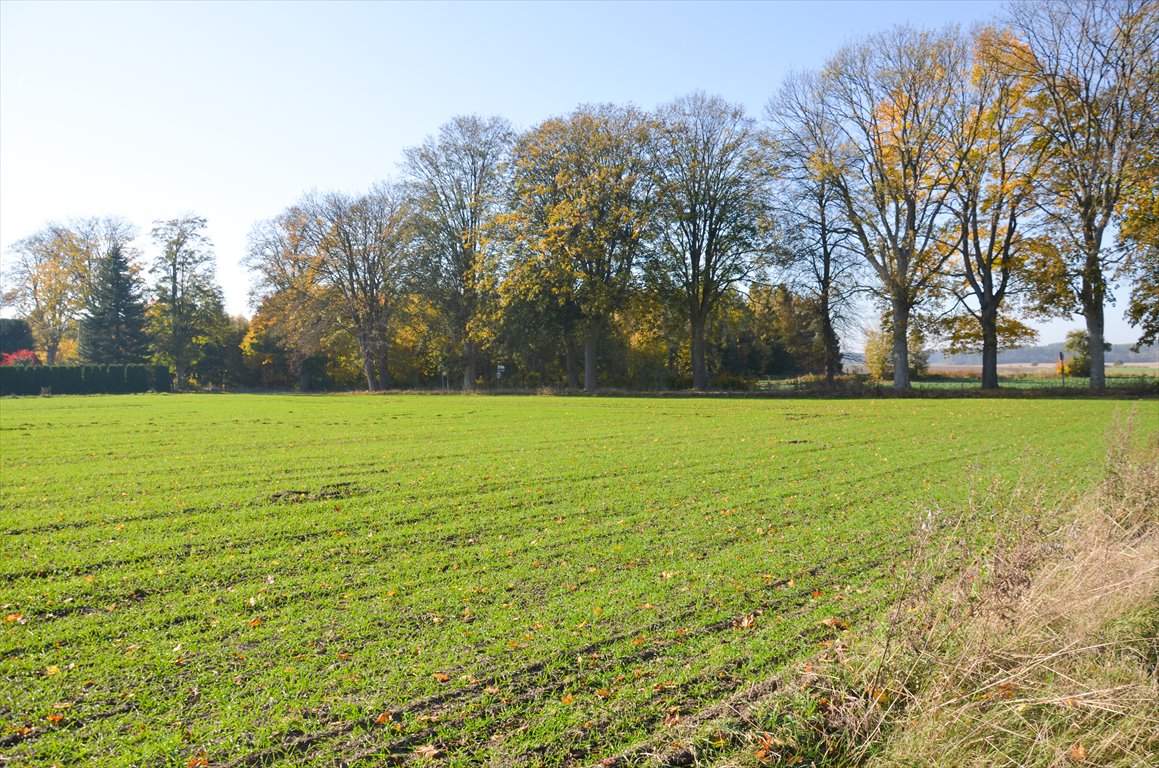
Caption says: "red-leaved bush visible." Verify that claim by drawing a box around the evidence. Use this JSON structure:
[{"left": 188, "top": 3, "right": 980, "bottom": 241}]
[{"left": 0, "top": 349, "right": 40, "bottom": 366}]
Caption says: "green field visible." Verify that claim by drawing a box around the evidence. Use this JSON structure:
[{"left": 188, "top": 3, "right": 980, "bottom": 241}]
[{"left": 0, "top": 394, "right": 1149, "bottom": 766}]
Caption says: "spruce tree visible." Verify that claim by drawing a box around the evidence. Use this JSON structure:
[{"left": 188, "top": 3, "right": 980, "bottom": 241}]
[{"left": 79, "top": 244, "right": 149, "bottom": 363}]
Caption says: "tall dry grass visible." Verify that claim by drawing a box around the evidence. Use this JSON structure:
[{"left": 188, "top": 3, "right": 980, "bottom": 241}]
[{"left": 739, "top": 412, "right": 1158, "bottom": 767}]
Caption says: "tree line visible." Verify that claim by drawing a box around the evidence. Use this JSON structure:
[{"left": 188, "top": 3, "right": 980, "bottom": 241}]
[{"left": 4, "top": 0, "right": 1156, "bottom": 392}]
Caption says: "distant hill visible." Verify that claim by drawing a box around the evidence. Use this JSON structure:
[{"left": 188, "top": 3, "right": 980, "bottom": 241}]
[{"left": 928, "top": 342, "right": 1158, "bottom": 366}]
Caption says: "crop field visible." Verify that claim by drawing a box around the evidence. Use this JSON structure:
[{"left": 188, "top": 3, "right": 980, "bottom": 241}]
[{"left": 0, "top": 394, "right": 1147, "bottom": 766}]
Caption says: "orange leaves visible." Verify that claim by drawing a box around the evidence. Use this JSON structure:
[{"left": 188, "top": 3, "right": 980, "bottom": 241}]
[
  {"left": 414, "top": 744, "right": 443, "bottom": 759},
  {"left": 594, "top": 689, "right": 612, "bottom": 698},
  {"left": 560, "top": 694, "right": 575, "bottom": 705},
  {"left": 374, "top": 711, "right": 394, "bottom": 724},
  {"left": 46, "top": 714, "right": 63, "bottom": 724},
  {"left": 754, "top": 732, "right": 779, "bottom": 763},
  {"left": 1070, "top": 743, "right": 1087, "bottom": 761},
  {"left": 975, "top": 680, "right": 1018, "bottom": 701},
  {"left": 187, "top": 751, "right": 209, "bottom": 767},
  {"left": 432, "top": 673, "right": 450, "bottom": 683},
  {"left": 818, "top": 617, "right": 850, "bottom": 630},
  {"left": 246, "top": 617, "right": 263, "bottom": 627},
  {"left": 4, "top": 613, "right": 24, "bottom": 624}
]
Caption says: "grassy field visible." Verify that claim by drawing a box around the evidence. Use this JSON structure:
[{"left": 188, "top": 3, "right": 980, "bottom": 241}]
[{"left": 0, "top": 394, "right": 1150, "bottom": 766}]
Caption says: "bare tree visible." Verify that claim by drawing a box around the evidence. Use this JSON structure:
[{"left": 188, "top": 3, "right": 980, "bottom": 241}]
[
  {"left": 768, "top": 71, "right": 861, "bottom": 386},
  {"left": 304, "top": 185, "right": 411, "bottom": 391},
  {"left": 403, "top": 115, "right": 514, "bottom": 389},
  {"left": 1008, "top": 0, "right": 1159, "bottom": 389},
  {"left": 821, "top": 26, "right": 969, "bottom": 389},
  {"left": 646, "top": 92, "right": 774, "bottom": 390}
]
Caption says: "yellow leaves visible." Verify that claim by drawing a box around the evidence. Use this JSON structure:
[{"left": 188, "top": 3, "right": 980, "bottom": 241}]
[{"left": 44, "top": 665, "right": 60, "bottom": 676}]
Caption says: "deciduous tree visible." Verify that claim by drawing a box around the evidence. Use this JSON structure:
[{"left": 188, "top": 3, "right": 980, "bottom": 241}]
[
  {"left": 5, "top": 225, "right": 90, "bottom": 363},
  {"left": 646, "top": 92, "right": 774, "bottom": 390},
  {"left": 1008, "top": 0, "right": 1159, "bottom": 389},
  {"left": 403, "top": 115, "right": 513, "bottom": 390},
  {"left": 941, "top": 26, "right": 1047, "bottom": 389},
  {"left": 822, "top": 26, "right": 968, "bottom": 389},
  {"left": 305, "top": 185, "right": 411, "bottom": 391},
  {"left": 148, "top": 215, "right": 225, "bottom": 388},
  {"left": 505, "top": 105, "right": 651, "bottom": 389},
  {"left": 768, "top": 71, "right": 860, "bottom": 386}
]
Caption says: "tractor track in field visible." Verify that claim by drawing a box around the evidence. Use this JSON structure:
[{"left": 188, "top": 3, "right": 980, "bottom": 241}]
[{"left": 208, "top": 558, "right": 889, "bottom": 767}]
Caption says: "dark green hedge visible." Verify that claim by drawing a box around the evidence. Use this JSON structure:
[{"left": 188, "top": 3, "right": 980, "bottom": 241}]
[{"left": 0, "top": 365, "right": 171, "bottom": 395}]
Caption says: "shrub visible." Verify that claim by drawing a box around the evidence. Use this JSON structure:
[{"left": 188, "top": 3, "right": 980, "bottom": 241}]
[{"left": 0, "top": 349, "right": 40, "bottom": 366}]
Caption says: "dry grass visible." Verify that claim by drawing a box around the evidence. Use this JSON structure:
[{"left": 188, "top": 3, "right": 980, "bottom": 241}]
[{"left": 733, "top": 411, "right": 1159, "bottom": 768}]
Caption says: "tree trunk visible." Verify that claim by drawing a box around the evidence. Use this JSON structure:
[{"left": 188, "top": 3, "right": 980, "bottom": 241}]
[
  {"left": 691, "top": 315, "right": 708, "bottom": 390},
  {"left": 1086, "top": 310, "right": 1106, "bottom": 391},
  {"left": 979, "top": 305, "right": 999, "bottom": 390},
  {"left": 891, "top": 295, "right": 910, "bottom": 390},
  {"left": 819, "top": 289, "right": 840, "bottom": 387},
  {"left": 462, "top": 340, "right": 477, "bottom": 391},
  {"left": 583, "top": 320, "right": 600, "bottom": 391},
  {"left": 565, "top": 338, "right": 580, "bottom": 389}
]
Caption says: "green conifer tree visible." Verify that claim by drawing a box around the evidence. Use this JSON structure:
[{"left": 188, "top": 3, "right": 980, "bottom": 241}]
[{"left": 79, "top": 243, "right": 149, "bottom": 363}]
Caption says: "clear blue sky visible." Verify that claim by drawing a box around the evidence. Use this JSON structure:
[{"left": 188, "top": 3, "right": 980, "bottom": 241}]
[{"left": 0, "top": 0, "right": 1141, "bottom": 345}]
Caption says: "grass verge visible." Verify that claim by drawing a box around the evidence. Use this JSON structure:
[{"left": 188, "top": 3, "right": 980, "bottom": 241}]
[{"left": 671, "top": 412, "right": 1159, "bottom": 767}]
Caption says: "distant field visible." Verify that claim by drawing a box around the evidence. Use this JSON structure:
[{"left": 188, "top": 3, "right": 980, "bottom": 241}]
[{"left": 0, "top": 394, "right": 1150, "bottom": 766}]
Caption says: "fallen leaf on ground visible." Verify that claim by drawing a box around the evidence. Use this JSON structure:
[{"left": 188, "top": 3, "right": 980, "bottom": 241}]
[{"left": 414, "top": 744, "right": 443, "bottom": 759}]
